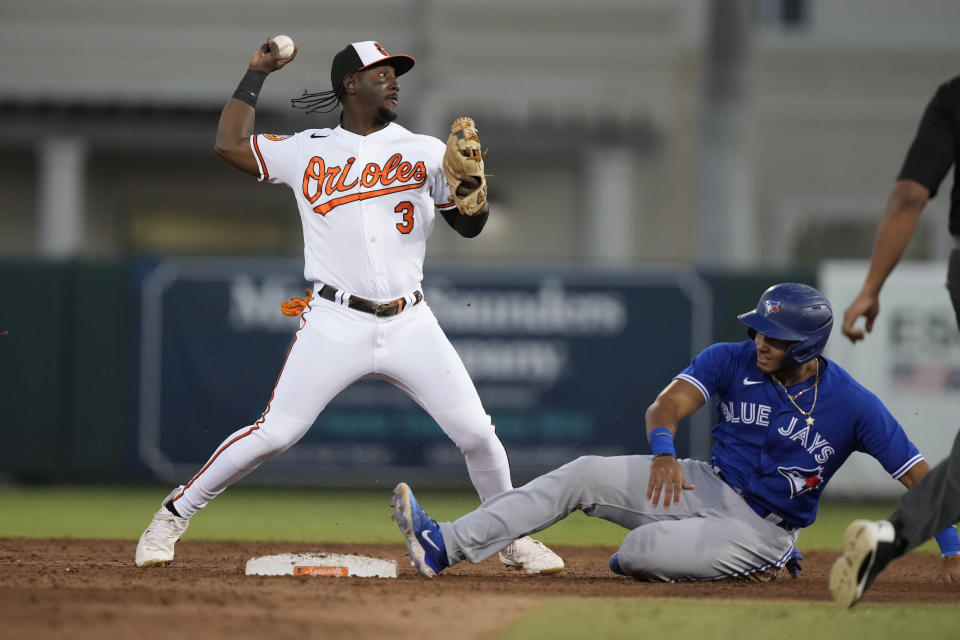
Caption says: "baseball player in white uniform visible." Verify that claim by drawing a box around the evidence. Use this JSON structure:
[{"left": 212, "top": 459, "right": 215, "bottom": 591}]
[{"left": 134, "top": 38, "right": 563, "bottom": 574}]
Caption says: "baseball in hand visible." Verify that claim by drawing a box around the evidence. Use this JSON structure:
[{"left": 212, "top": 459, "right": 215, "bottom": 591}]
[{"left": 272, "top": 35, "right": 295, "bottom": 59}]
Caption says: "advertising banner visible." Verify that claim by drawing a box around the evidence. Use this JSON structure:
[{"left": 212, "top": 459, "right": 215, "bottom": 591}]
[
  {"left": 136, "top": 259, "right": 711, "bottom": 486},
  {"left": 821, "top": 261, "right": 960, "bottom": 498}
]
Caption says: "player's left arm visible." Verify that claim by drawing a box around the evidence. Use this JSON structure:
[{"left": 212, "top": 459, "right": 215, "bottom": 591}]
[
  {"left": 438, "top": 117, "right": 489, "bottom": 236},
  {"left": 439, "top": 176, "right": 489, "bottom": 237},
  {"left": 899, "top": 460, "right": 960, "bottom": 575}
]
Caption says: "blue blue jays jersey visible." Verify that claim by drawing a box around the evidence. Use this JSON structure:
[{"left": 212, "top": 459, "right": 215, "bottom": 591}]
[{"left": 676, "top": 340, "right": 922, "bottom": 528}]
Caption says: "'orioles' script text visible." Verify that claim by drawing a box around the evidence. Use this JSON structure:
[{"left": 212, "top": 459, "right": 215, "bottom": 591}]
[{"left": 302, "top": 154, "right": 427, "bottom": 215}]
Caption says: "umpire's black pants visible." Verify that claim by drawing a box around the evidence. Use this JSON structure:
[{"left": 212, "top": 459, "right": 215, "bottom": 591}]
[
  {"left": 891, "top": 428, "right": 960, "bottom": 552},
  {"left": 946, "top": 246, "right": 960, "bottom": 331},
  {"left": 889, "top": 248, "right": 960, "bottom": 550}
]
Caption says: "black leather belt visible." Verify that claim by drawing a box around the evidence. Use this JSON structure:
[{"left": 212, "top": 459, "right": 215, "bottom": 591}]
[{"left": 318, "top": 284, "right": 423, "bottom": 318}]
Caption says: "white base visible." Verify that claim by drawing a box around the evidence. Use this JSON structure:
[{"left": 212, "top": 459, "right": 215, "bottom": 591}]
[{"left": 245, "top": 552, "right": 398, "bottom": 578}]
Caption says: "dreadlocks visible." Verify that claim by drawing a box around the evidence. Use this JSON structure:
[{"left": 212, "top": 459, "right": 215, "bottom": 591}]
[{"left": 291, "top": 87, "right": 342, "bottom": 114}]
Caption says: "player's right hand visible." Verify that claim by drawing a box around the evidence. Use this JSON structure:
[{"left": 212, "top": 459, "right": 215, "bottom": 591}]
[
  {"left": 646, "top": 455, "right": 694, "bottom": 509},
  {"left": 248, "top": 39, "right": 299, "bottom": 74},
  {"left": 841, "top": 292, "right": 880, "bottom": 343}
]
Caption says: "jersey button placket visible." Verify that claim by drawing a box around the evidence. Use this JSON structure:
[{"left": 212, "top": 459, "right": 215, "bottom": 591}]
[{"left": 356, "top": 138, "right": 378, "bottom": 288}]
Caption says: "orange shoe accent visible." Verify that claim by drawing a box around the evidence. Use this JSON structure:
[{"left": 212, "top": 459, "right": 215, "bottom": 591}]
[{"left": 280, "top": 289, "right": 313, "bottom": 317}]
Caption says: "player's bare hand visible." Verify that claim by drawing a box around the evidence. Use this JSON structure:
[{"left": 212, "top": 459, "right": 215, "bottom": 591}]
[
  {"left": 646, "top": 455, "right": 694, "bottom": 509},
  {"left": 248, "top": 39, "right": 299, "bottom": 73},
  {"left": 938, "top": 554, "right": 960, "bottom": 584},
  {"left": 456, "top": 175, "right": 482, "bottom": 196},
  {"left": 841, "top": 292, "right": 879, "bottom": 343}
]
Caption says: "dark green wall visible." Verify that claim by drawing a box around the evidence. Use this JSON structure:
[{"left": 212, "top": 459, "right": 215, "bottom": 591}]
[
  {"left": 0, "top": 260, "right": 130, "bottom": 480},
  {"left": 700, "top": 268, "right": 818, "bottom": 344}
]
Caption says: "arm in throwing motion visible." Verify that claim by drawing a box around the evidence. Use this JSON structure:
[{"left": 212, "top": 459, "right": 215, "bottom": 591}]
[{"left": 214, "top": 38, "right": 299, "bottom": 176}]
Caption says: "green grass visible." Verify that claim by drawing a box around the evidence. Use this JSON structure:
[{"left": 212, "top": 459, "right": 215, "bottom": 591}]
[
  {"left": 500, "top": 599, "right": 960, "bottom": 640},
  {"left": 0, "top": 484, "right": 940, "bottom": 552}
]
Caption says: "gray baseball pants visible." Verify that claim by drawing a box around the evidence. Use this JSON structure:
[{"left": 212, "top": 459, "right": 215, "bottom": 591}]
[
  {"left": 437, "top": 455, "right": 798, "bottom": 581},
  {"left": 890, "top": 428, "right": 960, "bottom": 552}
]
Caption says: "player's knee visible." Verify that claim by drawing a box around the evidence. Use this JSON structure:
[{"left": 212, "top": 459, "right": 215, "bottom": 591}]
[
  {"left": 614, "top": 530, "right": 666, "bottom": 581},
  {"left": 442, "top": 410, "right": 499, "bottom": 455},
  {"left": 613, "top": 556, "right": 660, "bottom": 581},
  {"left": 453, "top": 425, "right": 500, "bottom": 456}
]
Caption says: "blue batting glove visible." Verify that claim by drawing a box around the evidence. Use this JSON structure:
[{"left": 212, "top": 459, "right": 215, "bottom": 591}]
[{"left": 785, "top": 548, "right": 803, "bottom": 579}]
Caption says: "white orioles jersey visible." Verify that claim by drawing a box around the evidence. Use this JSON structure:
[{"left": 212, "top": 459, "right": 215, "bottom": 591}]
[{"left": 251, "top": 123, "right": 458, "bottom": 300}]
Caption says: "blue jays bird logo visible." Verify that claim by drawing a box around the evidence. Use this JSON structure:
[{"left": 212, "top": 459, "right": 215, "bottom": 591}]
[
  {"left": 764, "top": 300, "right": 781, "bottom": 315},
  {"left": 777, "top": 465, "right": 824, "bottom": 498}
]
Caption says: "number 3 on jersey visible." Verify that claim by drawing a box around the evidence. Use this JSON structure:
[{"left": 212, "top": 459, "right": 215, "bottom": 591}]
[{"left": 395, "top": 201, "right": 414, "bottom": 234}]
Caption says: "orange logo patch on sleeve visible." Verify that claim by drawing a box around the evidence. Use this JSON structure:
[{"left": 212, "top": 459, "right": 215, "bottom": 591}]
[{"left": 264, "top": 134, "right": 291, "bottom": 141}]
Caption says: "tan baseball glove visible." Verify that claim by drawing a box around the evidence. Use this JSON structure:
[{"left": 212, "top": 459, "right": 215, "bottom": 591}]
[{"left": 443, "top": 117, "right": 488, "bottom": 216}]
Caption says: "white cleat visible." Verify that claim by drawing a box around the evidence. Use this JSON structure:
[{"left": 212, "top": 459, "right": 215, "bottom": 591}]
[
  {"left": 135, "top": 486, "right": 189, "bottom": 567},
  {"left": 499, "top": 536, "right": 564, "bottom": 574}
]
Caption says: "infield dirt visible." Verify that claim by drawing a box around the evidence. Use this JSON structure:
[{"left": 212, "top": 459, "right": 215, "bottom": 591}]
[{"left": 1, "top": 538, "right": 956, "bottom": 639}]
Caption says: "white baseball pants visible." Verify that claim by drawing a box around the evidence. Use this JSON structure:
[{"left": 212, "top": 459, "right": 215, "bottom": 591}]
[{"left": 170, "top": 292, "right": 511, "bottom": 518}]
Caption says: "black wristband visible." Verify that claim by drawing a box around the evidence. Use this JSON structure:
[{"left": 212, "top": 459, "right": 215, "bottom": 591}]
[
  {"left": 232, "top": 69, "right": 268, "bottom": 107},
  {"left": 440, "top": 208, "right": 488, "bottom": 238}
]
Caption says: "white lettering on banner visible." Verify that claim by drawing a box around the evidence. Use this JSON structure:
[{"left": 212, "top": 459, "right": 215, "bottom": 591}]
[
  {"left": 454, "top": 339, "right": 568, "bottom": 383},
  {"left": 427, "top": 279, "right": 627, "bottom": 336},
  {"left": 229, "top": 275, "right": 301, "bottom": 331},
  {"left": 886, "top": 304, "right": 960, "bottom": 391},
  {"left": 889, "top": 306, "right": 960, "bottom": 355}
]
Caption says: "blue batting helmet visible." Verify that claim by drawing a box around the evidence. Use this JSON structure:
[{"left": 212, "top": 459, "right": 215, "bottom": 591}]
[{"left": 737, "top": 283, "right": 833, "bottom": 364}]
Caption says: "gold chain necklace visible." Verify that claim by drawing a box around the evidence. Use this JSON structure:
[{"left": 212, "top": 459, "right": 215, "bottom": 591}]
[{"left": 774, "top": 359, "right": 820, "bottom": 427}]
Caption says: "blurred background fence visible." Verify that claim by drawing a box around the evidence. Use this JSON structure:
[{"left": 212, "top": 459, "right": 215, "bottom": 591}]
[
  {"left": 0, "top": 258, "right": 810, "bottom": 486},
  {"left": 3, "top": 0, "right": 960, "bottom": 493}
]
